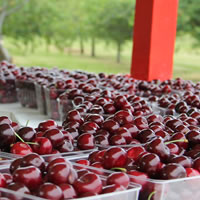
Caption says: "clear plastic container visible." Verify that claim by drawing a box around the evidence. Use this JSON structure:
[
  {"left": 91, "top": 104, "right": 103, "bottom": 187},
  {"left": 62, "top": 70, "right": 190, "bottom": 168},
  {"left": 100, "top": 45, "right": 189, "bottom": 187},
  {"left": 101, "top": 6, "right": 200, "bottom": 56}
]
[
  {"left": 0, "top": 162, "right": 141, "bottom": 200},
  {"left": 0, "top": 152, "right": 20, "bottom": 167},
  {"left": 16, "top": 80, "right": 37, "bottom": 108},
  {"left": 0, "top": 79, "right": 18, "bottom": 103},
  {"left": 44, "top": 87, "right": 66, "bottom": 120},
  {"left": 69, "top": 156, "right": 200, "bottom": 200},
  {"left": 58, "top": 97, "right": 73, "bottom": 121},
  {"left": 35, "top": 83, "right": 47, "bottom": 115}
]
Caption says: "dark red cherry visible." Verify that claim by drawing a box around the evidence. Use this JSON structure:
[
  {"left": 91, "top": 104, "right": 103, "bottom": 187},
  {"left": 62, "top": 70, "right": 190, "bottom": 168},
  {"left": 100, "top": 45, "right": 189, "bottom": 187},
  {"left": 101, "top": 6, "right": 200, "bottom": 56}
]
[
  {"left": 17, "top": 127, "right": 36, "bottom": 142},
  {"left": 77, "top": 133, "right": 95, "bottom": 150}
]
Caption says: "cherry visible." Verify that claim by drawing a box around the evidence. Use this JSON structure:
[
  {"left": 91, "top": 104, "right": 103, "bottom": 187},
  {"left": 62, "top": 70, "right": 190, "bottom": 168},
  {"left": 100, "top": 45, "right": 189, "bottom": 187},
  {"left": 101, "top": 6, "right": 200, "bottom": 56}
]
[
  {"left": 95, "top": 135, "right": 109, "bottom": 146},
  {"left": 102, "top": 120, "right": 120, "bottom": 135},
  {"left": 66, "top": 110, "right": 83, "bottom": 123},
  {"left": 106, "top": 172, "right": 130, "bottom": 188},
  {"left": 44, "top": 128, "right": 64, "bottom": 147},
  {"left": 0, "top": 173, "right": 6, "bottom": 188},
  {"left": 47, "top": 158, "right": 69, "bottom": 172},
  {"left": 137, "top": 129, "right": 156, "bottom": 143},
  {"left": 6, "top": 182, "right": 30, "bottom": 195},
  {"left": 77, "top": 133, "right": 95, "bottom": 150},
  {"left": 57, "top": 141, "right": 74, "bottom": 152},
  {"left": 103, "top": 103, "right": 116, "bottom": 114},
  {"left": 160, "top": 163, "right": 187, "bottom": 179},
  {"left": 167, "top": 143, "right": 180, "bottom": 155},
  {"left": 10, "top": 158, "right": 22, "bottom": 174},
  {"left": 146, "top": 138, "right": 170, "bottom": 161},
  {"left": 127, "top": 146, "right": 146, "bottom": 161},
  {"left": 115, "top": 127, "right": 132, "bottom": 144},
  {"left": 21, "top": 153, "right": 45, "bottom": 172},
  {"left": 73, "top": 172, "right": 102, "bottom": 194},
  {"left": 110, "top": 135, "right": 127, "bottom": 145},
  {"left": 17, "top": 127, "right": 36, "bottom": 142},
  {"left": 127, "top": 170, "right": 149, "bottom": 187},
  {"left": 0, "top": 124, "right": 16, "bottom": 149},
  {"left": 102, "top": 147, "right": 127, "bottom": 169},
  {"left": 0, "top": 116, "right": 12, "bottom": 125},
  {"left": 170, "top": 132, "right": 188, "bottom": 149},
  {"left": 139, "top": 153, "right": 161, "bottom": 178},
  {"left": 85, "top": 114, "right": 104, "bottom": 126},
  {"left": 79, "top": 121, "right": 99, "bottom": 134},
  {"left": 122, "top": 124, "right": 139, "bottom": 138},
  {"left": 102, "top": 184, "right": 125, "bottom": 193},
  {"left": 13, "top": 166, "right": 42, "bottom": 191},
  {"left": 170, "top": 155, "right": 192, "bottom": 168},
  {"left": 193, "top": 157, "right": 200, "bottom": 172},
  {"left": 65, "top": 128, "right": 79, "bottom": 139},
  {"left": 63, "top": 121, "right": 80, "bottom": 129},
  {"left": 11, "top": 142, "right": 33, "bottom": 156},
  {"left": 114, "top": 110, "right": 134, "bottom": 125},
  {"left": 38, "top": 183, "right": 63, "bottom": 200},
  {"left": 3, "top": 173, "right": 13, "bottom": 185},
  {"left": 186, "top": 168, "right": 200, "bottom": 177},
  {"left": 186, "top": 130, "right": 200, "bottom": 146},
  {"left": 38, "top": 120, "right": 57, "bottom": 132},
  {"left": 31, "top": 137, "right": 52, "bottom": 155},
  {"left": 48, "top": 163, "right": 70, "bottom": 185},
  {"left": 134, "top": 116, "right": 149, "bottom": 130},
  {"left": 59, "top": 183, "right": 77, "bottom": 199}
]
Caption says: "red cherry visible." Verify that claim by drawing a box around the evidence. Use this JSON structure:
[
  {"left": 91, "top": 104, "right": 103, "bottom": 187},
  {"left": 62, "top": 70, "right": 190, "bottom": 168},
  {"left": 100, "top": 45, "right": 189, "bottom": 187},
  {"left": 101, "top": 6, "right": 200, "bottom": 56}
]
[
  {"left": 11, "top": 142, "right": 33, "bottom": 156},
  {"left": 31, "top": 137, "right": 53, "bottom": 155},
  {"left": 127, "top": 146, "right": 146, "bottom": 161},
  {"left": 102, "top": 120, "right": 120, "bottom": 135},
  {"left": 102, "top": 184, "right": 125, "bottom": 193},
  {"left": 127, "top": 170, "right": 149, "bottom": 187},
  {"left": 47, "top": 158, "right": 70, "bottom": 172},
  {"left": 73, "top": 172, "right": 102, "bottom": 194},
  {"left": 0, "top": 173, "right": 6, "bottom": 187},
  {"left": 134, "top": 116, "right": 149, "bottom": 130},
  {"left": 103, "top": 147, "right": 127, "bottom": 169},
  {"left": 3, "top": 173, "right": 13, "bottom": 185},
  {"left": 77, "top": 133, "right": 95, "bottom": 150},
  {"left": 44, "top": 128, "right": 64, "bottom": 147},
  {"left": 186, "top": 168, "right": 200, "bottom": 177},
  {"left": 38, "top": 120, "right": 57, "bottom": 132},
  {"left": 13, "top": 166, "right": 42, "bottom": 191},
  {"left": 59, "top": 183, "right": 77, "bottom": 199},
  {"left": 114, "top": 110, "right": 134, "bottom": 125},
  {"left": 17, "top": 127, "right": 36, "bottom": 142},
  {"left": 106, "top": 172, "right": 130, "bottom": 188},
  {"left": 37, "top": 183, "right": 63, "bottom": 200},
  {"left": 48, "top": 163, "right": 70, "bottom": 185},
  {"left": 10, "top": 158, "right": 22, "bottom": 174}
]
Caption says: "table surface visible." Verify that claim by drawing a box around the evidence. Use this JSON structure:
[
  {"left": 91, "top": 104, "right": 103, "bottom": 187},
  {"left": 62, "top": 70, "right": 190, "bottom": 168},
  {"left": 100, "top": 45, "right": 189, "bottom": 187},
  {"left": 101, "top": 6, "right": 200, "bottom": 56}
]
[{"left": 0, "top": 103, "right": 61, "bottom": 128}]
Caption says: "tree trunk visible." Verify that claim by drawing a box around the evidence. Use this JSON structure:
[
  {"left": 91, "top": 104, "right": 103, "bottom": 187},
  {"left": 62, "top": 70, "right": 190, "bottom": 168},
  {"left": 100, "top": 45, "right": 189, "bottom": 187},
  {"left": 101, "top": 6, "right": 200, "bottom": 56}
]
[
  {"left": 117, "top": 42, "right": 121, "bottom": 63},
  {"left": 91, "top": 37, "right": 95, "bottom": 57},
  {"left": 0, "top": 37, "right": 12, "bottom": 62},
  {"left": 80, "top": 37, "right": 84, "bottom": 55}
]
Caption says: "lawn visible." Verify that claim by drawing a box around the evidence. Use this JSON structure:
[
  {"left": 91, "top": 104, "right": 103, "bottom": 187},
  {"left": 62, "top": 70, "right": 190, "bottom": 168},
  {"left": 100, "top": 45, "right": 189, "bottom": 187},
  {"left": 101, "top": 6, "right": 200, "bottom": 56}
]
[{"left": 5, "top": 37, "right": 200, "bottom": 82}]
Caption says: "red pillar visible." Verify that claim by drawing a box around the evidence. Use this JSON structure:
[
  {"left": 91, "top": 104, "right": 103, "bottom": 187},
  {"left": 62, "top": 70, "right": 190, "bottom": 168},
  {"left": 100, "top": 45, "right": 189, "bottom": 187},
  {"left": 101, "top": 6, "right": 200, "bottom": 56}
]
[{"left": 131, "top": 0, "right": 179, "bottom": 81}]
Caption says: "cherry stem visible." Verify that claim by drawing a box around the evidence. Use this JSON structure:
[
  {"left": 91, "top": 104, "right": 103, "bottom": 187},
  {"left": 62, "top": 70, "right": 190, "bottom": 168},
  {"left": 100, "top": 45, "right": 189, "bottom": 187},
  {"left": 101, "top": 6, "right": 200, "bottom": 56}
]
[
  {"left": 25, "top": 120, "right": 30, "bottom": 127},
  {"left": 111, "top": 167, "right": 127, "bottom": 173},
  {"left": 14, "top": 132, "right": 25, "bottom": 143},
  {"left": 26, "top": 142, "right": 39, "bottom": 145},
  {"left": 147, "top": 191, "right": 156, "bottom": 200},
  {"left": 165, "top": 139, "right": 188, "bottom": 145}
]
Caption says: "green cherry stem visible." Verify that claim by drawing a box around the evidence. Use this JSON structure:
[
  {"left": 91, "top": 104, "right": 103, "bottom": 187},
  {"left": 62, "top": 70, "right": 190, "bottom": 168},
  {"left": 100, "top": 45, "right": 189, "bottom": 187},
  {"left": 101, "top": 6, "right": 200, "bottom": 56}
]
[
  {"left": 165, "top": 139, "right": 188, "bottom": 145},
  {"left": 147, "top": 191, "right": 156, "bottom": 200},
  {"left": 14, "top": 132, "right": 25, "bottom": 143},
  {"left": 111, "top": 167, "right": 127, "bottom": 173},
  {"left": 26, "top": 142, "right": 39, "bottom": 145},
  {"left": 25, "top": 120, "right": 30, "bottom": 127}
]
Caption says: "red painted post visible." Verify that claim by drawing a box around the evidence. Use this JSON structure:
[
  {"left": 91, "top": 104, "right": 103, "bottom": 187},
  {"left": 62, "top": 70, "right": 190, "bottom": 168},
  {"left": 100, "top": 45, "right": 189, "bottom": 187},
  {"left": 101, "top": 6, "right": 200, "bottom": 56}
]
[{"left": 131, "top": 0, "right": 179, "bottom": 81}]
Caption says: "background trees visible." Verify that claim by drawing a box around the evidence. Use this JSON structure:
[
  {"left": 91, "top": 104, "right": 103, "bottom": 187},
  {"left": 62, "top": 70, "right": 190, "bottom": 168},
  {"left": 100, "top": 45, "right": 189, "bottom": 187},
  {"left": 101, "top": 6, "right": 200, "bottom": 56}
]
[{"left": 0, "top": 0, "right": 199, "bottom": 63}]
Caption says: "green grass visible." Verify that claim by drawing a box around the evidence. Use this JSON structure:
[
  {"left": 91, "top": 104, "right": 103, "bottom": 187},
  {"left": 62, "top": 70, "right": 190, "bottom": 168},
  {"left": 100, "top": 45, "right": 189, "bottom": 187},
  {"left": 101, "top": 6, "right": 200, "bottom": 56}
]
[{"left": 4, "top": 37, "right": 200, "bottom": 82}]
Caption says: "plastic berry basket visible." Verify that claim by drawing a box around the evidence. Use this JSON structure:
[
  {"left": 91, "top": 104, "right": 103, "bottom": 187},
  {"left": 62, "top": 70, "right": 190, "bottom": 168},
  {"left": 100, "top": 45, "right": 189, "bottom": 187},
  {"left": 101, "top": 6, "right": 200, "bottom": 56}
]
[
  {"left": 44, "top": 87, "right": 66, "bottom": 120},
  {"left": 0, "top": 152, "right": 20, "bottom": 167},
  {"left": 0, "top": 78, "right": 18, "bottom": 103},
  {"left": 0, "top": 162, "right": 141, "bottom": 200},
  {"left": 35, "top": 83, "right": 47, "bottom": 115},
  {"left": 57, "top": 97, "right": 73, "bottom": 121},
  {"left": 16, "top": 80, "right": 37, "bottom": 109},
  {"left": 69, "top": 155, "right": 200, "bottom": 200}
]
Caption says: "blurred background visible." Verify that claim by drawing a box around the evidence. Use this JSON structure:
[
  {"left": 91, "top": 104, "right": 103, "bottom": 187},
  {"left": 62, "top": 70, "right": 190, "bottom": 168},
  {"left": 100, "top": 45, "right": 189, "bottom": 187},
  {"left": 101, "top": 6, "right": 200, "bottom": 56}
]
[{"left": 0, "top": 0, "right": 199, "bottom": 81}]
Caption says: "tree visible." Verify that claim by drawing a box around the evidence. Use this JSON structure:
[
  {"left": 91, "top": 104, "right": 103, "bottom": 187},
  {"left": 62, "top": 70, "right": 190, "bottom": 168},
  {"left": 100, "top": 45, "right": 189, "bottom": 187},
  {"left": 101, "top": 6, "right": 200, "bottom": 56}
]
[
  {"left": 0, "top": 0, "right": 29, "bottom": 61},
  {"left": 98, "top": 0, "right": 134, "bottom": 63}
]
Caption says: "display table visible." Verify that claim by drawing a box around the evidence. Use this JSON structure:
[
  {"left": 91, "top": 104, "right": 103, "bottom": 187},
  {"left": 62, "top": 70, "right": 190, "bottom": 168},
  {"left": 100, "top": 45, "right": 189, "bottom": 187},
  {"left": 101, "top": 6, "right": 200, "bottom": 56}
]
[{"left": 0, "top": 103, "right": 61, "bottom": 128}]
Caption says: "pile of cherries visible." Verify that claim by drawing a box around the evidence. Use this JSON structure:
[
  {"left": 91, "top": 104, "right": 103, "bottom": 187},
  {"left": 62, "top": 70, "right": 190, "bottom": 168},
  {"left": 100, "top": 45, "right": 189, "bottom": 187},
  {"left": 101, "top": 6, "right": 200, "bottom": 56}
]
[
  {"left": 0, "top": 116, "right": 96, "bottom": 156},
  {"left": 0, "top": 61, "right": 19, "bottom": 103},
  {"left": 0, "top": 153, "right": 136, "bottom": 199}
]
